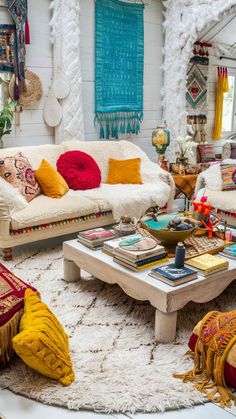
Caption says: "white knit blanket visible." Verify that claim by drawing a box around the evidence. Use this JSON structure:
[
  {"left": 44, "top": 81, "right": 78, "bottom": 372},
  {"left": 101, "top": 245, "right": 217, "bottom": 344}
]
[{"left": 69, "top": 181, "right": 173, "bottom": 221}]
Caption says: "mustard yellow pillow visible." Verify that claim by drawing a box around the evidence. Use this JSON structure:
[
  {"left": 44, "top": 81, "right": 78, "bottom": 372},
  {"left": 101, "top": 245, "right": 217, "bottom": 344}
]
[
  {"left": 12, "top": 289, "right": 75, "bottom": 386},
  {"left": 106, "top": 158, "right": 142, "bottom": 184},
  {"left": 34, "top": 159, "right": 69, "bottom": 198}
]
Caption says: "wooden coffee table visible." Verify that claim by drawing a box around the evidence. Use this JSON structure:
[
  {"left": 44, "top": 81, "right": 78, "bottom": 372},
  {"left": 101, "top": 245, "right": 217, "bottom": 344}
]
[{"left": 63, "top": 240, "right": 236, "bottom": 343}]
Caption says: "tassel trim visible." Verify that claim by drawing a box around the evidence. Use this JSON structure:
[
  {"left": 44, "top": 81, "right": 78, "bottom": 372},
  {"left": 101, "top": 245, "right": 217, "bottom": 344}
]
[
  {"left": 10, "top": 211, "right": 112, "bottom": 236},
  {"left": 95, "top": 111, "right": 143, "bottom": 139},
  {"left": 174, "top": 311, "right": 236, "bottom": 408},
  {"left": 0, "top": 309, "right": 23, "bottom": 366}
]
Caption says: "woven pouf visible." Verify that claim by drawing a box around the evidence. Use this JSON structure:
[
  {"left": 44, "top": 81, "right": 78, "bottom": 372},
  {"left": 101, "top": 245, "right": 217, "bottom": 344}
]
[{"left": 0, "top": 264, "right": 37, "bottom": 366}]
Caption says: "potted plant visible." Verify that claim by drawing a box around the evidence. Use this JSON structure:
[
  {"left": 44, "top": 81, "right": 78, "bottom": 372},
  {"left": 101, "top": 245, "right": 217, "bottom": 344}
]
[
  {"left": 174, "top": 135, "right": 193, "bottom": 165},
  {"left": 0, "top": 102, "right": 15, "bottom": 148}
]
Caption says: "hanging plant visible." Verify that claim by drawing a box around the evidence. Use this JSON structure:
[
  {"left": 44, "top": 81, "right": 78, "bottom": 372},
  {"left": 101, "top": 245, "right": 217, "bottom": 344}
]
[{"left": 0, "top": 102, "right": 16, "bottom": 148}]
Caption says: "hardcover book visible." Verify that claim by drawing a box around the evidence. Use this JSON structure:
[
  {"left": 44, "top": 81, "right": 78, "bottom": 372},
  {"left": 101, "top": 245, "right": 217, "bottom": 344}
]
[
  {"left": 222, "top": 244, "right": 236, "bottom": 258},
  {"left": 150, "top": 263, "right": 198, "bottom": 281},
  {"left": 119, "top": 235, "right": 157, "bottom": 252},
  {"left": 186, "top": 254, "right": 229, "bottom": 275},
  {"left": 78, "top": 228, "right": 115, "bottom": 241},
  {"left": 115, "top": 235, "right": 164, "bottom": 261},
  {"left": 114, "top": 256, "right": 169, "bottom": 271}
]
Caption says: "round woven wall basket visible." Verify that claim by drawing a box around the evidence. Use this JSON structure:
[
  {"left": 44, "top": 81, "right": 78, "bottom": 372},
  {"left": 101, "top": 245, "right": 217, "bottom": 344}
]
[{"left": 9, "top": 70, "right": 43, "bottom": 107}]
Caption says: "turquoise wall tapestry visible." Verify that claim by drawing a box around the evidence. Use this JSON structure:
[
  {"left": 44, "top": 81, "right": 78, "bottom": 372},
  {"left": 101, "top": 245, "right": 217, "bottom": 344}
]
[{"left": 95, "top": 0, "right": 144, "bottom": 140}]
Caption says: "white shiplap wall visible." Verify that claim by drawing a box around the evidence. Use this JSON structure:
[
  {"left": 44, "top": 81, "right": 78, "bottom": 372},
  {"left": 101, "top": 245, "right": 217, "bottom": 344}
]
[
  {"left": 0, "top": 0, "right": 53, "bottom": 148},
  {"left": 80, "top": 0, "right": 164, "bottom": 161}
]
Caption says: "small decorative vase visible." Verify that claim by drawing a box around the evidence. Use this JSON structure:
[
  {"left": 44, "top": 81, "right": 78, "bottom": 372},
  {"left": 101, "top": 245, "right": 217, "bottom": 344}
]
[{"left": 152, "top": 122, "right": 170, "bottom": 156}]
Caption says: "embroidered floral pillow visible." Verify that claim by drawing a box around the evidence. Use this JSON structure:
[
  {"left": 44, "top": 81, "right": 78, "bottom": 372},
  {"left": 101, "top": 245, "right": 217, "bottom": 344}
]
[
  {"left": 221, "top": 163, "right": 236, "bottom": 191},
  {"left": 0, "top": 152, "right": 41, "bottom": 202}
]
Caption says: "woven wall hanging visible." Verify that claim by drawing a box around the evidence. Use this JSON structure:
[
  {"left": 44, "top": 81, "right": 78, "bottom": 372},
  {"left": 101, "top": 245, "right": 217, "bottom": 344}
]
[
  {"left": 0, "top": 24, "right": 17, "bottom": 74},
  {"left": 186, "top": 41, "right": 212, "bottom": 143},
  {"left": 95, "top": 0, "right": 144, "bottom": 140}
]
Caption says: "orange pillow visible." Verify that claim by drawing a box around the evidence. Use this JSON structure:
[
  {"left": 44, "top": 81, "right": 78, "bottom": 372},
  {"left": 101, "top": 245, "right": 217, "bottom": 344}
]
[
  {"left": 106, "top": 158, "right": 142, "bottom": 184},
  {"left": 35, "top": 159, "right": 69, "bottom": 198}
]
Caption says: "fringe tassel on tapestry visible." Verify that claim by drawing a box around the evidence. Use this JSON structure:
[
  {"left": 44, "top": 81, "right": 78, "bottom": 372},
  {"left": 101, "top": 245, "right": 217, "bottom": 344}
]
[{"left": 95, "top": 112, "right": 143, "bottom": 140}]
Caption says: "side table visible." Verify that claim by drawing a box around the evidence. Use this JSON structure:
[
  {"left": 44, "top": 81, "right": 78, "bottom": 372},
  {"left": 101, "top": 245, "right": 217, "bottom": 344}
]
[{"left": 172, "top": 174, "right": 198, "bottom": 210}]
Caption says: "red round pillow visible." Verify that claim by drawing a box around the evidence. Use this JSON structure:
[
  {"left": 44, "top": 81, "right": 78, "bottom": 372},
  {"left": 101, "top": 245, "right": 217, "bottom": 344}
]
[{"left": 57, "top": 151, "right": 101, "bottom": 190}]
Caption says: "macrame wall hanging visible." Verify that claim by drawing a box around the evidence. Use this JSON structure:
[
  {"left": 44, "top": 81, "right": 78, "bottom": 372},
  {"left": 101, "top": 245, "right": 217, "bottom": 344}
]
[
  {"left": 186, "top": 41, "right": 212, "bottom": 143},
  {"left": 95, "top": 0, "right": 144, "bottom": 140}
]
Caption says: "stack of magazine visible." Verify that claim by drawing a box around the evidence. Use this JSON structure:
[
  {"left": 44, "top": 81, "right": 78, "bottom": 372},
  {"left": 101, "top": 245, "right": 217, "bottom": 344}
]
[
  {"left": 107, "top": 234, "right": 168, "bottom": 271},
  {"left": 77, "top": 227, "right": 116, "bottom": 249}
]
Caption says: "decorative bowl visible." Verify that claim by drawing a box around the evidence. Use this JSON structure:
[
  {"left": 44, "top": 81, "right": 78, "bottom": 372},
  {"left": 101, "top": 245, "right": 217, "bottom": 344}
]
[{"left": 140, "top": 213, "right": 196, "bottom": 244}]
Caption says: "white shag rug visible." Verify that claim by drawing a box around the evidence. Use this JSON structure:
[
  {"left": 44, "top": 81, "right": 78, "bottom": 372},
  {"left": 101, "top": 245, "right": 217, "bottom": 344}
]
[{"left": 1, "top": 247, "right": 236, "bottom": 413}]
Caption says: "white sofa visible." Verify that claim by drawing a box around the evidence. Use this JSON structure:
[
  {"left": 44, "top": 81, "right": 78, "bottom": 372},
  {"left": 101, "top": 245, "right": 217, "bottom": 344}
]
[
  {"left": 194, "top": 159, "right": 236, "bottom": 227},
  {"left": 0, "top": 140, "right": 175, "bottom": 259}
]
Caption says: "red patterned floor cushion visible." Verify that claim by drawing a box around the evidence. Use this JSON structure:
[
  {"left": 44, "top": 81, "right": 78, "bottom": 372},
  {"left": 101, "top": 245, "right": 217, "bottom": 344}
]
[
  {"left": 0, "top": 264, "right": 37, "bottom": 366},
  {"left": 175, "top": 311, "right": 236, "bottom": 409},
  {"left": 57, "top": 151, "right": 101, "bottom": 190},
  {"left": 188, "top": 331, "right": 236, "bottom": 389}
]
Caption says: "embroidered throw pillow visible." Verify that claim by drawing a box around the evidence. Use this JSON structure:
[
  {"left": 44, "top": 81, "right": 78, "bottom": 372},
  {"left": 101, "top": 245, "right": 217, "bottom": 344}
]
[
  {"left": 35, "top": 159, "right": 69, "bottom": 198},
  {"left": 12, "top": 289, "right": 75, "bottom": 386},
  {"left": 197, "top": 144, "right": 216, "bottom": 163},
  {"left": 0, "top": 152, "right": 41, "bottom": 202},
  {"left": 106, "top": 158, "right": 142, "bottom": 184},
  {"left": 57, "top": 150, "right": 101, "bottom": 190},
  {"left": 221, "top": 163, "right": 236, "bottom": 191}
]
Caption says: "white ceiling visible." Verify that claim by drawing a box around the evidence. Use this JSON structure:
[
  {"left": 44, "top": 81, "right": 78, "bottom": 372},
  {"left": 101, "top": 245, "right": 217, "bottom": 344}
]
[{"left": 199, "top": 13, "right": 236, "bottom": 47}]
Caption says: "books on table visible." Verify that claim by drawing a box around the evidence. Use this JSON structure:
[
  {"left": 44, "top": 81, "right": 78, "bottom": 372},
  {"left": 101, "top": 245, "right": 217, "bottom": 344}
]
[
  {"left": 77, "top": 227, "right": 116, "bottom": 249},
  {"left": 149, "top": 263, "right": 198, "bottom": 286},
  {"left": 114, "top": 253, "right": 169, "bottom": 271},
  {"left": 105, "top": 234, "right": 168, "bottom": 271},
  {"left": 220, "top": 244, "right": 236, "bottom": 259},
  {"left": 185, "top": 253, "right": 229, "bottom": 276},
  {"left": 114, "top": 234, "right": 165, "bottom": 261}
]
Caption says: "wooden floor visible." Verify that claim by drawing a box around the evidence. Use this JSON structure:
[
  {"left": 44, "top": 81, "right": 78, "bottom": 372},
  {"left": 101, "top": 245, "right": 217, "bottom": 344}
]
[{"left": 1, "top": 389, "right": 236, "bottom": 419}]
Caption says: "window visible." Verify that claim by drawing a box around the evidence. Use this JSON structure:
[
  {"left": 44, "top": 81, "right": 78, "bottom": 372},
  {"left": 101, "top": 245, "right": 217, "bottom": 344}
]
[{"left": 222, "top": 75, "right": 236, "bottom": 133}]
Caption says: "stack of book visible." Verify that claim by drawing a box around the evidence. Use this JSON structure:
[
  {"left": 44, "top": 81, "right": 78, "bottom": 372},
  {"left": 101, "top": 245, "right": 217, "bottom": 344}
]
[
  {"left": 77, "top": 227, "right": 116, "bottom": 249},
  {"left": 219, "top": 244, "right": 236, "bottom": 260},
  {"left": 149, "top": 263, "right": 198, "bottom": 286},
  {"left": 185, "top": 253, "right": 229, "bottom": 276},
  {"left": 111, "top": 234, "right": 168, "bottom": 271}
]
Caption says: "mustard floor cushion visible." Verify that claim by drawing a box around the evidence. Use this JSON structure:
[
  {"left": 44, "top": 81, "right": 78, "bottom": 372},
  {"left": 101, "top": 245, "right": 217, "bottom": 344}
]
[{"left": 12, "top": 289, "right": 75, "bottom": 386}]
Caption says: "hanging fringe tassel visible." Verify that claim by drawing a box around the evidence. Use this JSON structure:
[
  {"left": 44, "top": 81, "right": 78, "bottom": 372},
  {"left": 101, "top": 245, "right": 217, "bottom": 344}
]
[
  {"left": 24, "top": 18, "right": 30, "bottom": 45},
  {"left": 174, "top": 311, "right": 236, "bottom": 409},
  {"left": 0, "top": 309, "right": 23, "bottom": 366},
  {"left": 95, "top": 111, "right": 143, "bottom": 139}
]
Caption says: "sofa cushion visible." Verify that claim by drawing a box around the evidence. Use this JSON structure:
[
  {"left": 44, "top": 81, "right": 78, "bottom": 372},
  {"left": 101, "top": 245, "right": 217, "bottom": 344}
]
[
  {"left": 106, "top": 158, "right": 142, "bottom": 184},
  {"left": 0, "top": 152, "right": 41, "bottom": 202},
  {"left": 11, "top": 193, "right": 99, "bottom": 229},
  {"left": 35, "top": 159, "right": 69, "bottom": 198},
  {"left": 57, "top": 151, "right": 101, "bottom": 190},
  {"left": 62, "top": 140, "right": 150, "bottom": 182},
  {"left": 197, "top": 144, "right": 216, "bottom": 163},
  {"left": 221, "top": 163, "right": 236, "bottom": 191}
]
